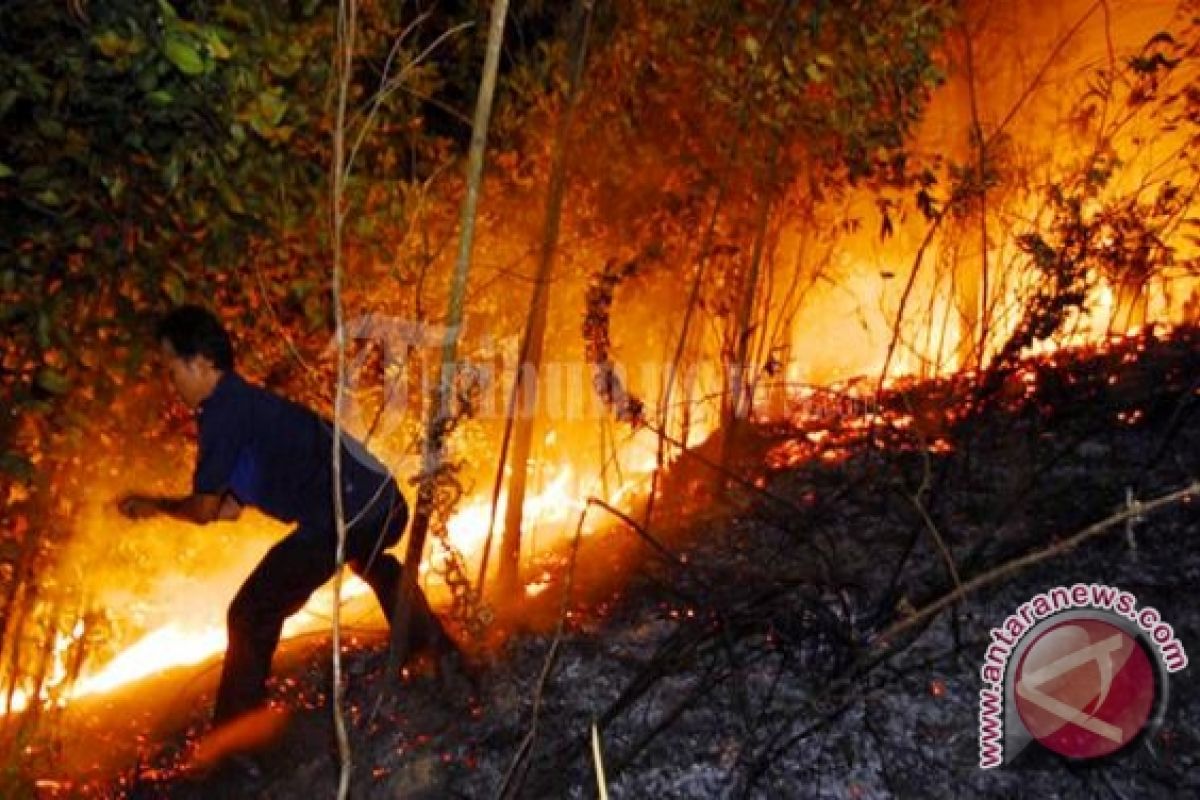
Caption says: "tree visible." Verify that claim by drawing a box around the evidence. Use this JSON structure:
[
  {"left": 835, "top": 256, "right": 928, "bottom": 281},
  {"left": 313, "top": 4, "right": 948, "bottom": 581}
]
[
  {"left": 388, "top": 0, "right": 513, "bottom": 672},
  {"left": 561, "top": 0, "right": 954, "bottom": 485},
  {"left": 493, "top": 0, "right": 596, "bottom": 600}
]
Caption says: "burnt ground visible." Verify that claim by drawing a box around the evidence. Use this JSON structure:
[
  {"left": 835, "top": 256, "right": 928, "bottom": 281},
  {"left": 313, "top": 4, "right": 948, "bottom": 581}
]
[{"left": 18, "top": 326, "right": 1200, "bottom": 799}]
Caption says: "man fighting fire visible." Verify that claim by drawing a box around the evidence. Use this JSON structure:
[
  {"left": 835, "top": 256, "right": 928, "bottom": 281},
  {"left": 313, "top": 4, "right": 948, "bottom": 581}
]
[{"left": 118, "top": 305, "right": 458, "bottom": 727}]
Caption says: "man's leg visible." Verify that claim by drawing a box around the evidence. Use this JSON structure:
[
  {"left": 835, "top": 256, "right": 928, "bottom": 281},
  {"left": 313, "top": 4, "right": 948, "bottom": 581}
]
[
  {"left": 346, "top": 495, "right": 453, "bottom": 654},
  {"left": 348, "top": 551, "right": 453, "bottom": 652},
  {"left": 213, "top": 529, "right": 334, "bottom": 725}
]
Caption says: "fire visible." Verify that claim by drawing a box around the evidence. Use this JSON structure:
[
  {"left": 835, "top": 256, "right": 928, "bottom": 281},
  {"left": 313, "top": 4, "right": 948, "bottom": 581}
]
[
  {"left": 1, "top": 435, "right": 667, "bottom": 717},
  {"left": 1, "top": 578, "right": 375, "bottom": 715},
  {"left": 4, "top": 0, "right": 1199, "bottom": 730},
  {"left": 444, "top": 464, "right": 585, "bottom": 559},
  {"left": 65, "top": 624, "right": 226, "bottom": 698}
]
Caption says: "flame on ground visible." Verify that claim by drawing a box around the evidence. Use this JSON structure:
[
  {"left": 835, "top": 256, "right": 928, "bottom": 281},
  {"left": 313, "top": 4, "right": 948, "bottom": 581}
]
[
  {"left": 0, "top": 444, "right": 663, "bottom": 716},
  {"left": 4, "top": 0, "right": 1199, "bottom": 722}
]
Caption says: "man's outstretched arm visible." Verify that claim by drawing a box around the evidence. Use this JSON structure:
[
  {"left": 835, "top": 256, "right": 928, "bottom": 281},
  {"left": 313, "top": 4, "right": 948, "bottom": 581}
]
[{"left": 118, "top": 492, "right": 241, "bottom": 524}]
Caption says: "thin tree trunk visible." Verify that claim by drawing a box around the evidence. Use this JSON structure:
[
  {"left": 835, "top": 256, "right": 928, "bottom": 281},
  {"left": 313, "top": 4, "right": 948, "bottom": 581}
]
[
  {"left": 718, "top": 142, "right": 778, "bottom": 476},
  {"left": 493, "top": 0, "right": 595, "bottom": 601},
  {"left": 389, "top": 0, "right": 511, "bottom": 672},
  {"left": 329, "top": 0, "right": 358, "bottom": 795},
  {"left": 963, "top": 22, "right": 991, "bottom": 372},
  {"left": 642, "top": 211, "right": 718, "bottom": 529},
  {"left": 877, "top": 1, "right": 1105, "bottom": 396},
  {"left": 646, "top": 3, "right": 790, "bottom": 529},
  {"left": 1, "top": 570, "right": 31, "bottom": 716}
]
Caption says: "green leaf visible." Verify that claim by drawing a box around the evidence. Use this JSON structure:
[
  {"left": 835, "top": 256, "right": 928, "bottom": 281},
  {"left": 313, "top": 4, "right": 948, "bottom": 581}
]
[
  {"left": 94, "top": 30, "right": 127, "bottom": 58},
  {"left": 290, "top": 278, "right": 313, "bottom": 299},
  {"left": 216, "top": 4, "right": 255, "bottom": 28},
  {"left": 266, "top": 125, "right": 294, "bottom": 143},
  {"left": 137, "top": 69, "right": 159, "bottom": 93},
  {"left": 218, "top": 182, "right": 246, "bottom": 214},
  {"left": 36, "top": 312, "right": 52, "bottom": 348},
  {"left": 36, "top": 367, "right": 71, "bottom": 395},
  {"left": 0, "top": 162, "right": 13, "bottom": 179},
  {"left": 147, "top": 90, "right": 174, "bottom": 107},
  {"left": 267, "top": 43, "right": 306, "bottom": 79},
  {"left": 103, "top": 174, "right": 126, "bottom": 201},
  {"left": 94, "top": 30, "right": 146, "bottom": 60},
  {"left": 36, "top": 189, "right": 63, "bottom": 207},
  {"left": 163, "top": 156, "right": 182, "bottom": 190},
  {"left": 163, "top": 272, "right": 186, "bottom": 304},
  {"left": 19, "top": 166, "right": 49, "bottom": 187},
  {"left": 163, "top": 37, "right": 205, "bottom": 76},
  {"left": 36, "top": 118, "right": 65, "bottom": 139},
  {"left": 203, "top": 29, "right": 232, "bottom": 60},
  {"left": 257, "top": 90, "right": 288, "bottom": 126}
]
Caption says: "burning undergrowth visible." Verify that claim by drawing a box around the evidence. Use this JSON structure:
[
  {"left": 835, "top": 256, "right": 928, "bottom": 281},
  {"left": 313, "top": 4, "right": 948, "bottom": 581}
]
[
  {"left": 5, "top": 2, "right": 1200, "bottom": 796},
  {"left": 40, "top": 324, "right": 1196, "bottom": 799}
]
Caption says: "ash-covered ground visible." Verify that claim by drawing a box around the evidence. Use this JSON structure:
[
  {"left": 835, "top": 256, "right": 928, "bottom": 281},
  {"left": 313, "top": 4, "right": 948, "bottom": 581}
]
[{"left": 77, "top": 327, "right": 1200, "bottom": 799}]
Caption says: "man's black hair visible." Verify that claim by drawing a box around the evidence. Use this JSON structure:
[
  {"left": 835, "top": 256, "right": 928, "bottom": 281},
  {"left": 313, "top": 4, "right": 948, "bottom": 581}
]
[{"left": 156, "top": 305, "right": 235, "bottom": 371}]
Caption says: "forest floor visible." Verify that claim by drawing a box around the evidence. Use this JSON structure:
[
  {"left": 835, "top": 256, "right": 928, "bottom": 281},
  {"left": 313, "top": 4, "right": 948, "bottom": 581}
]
[{"left": 19, "top": 326, "right": 1200, "bottom": 799}]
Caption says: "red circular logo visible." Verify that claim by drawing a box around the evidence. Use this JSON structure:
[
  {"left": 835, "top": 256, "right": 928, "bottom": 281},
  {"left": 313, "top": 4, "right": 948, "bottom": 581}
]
[{"left": 1014, "top": 617, "right": 1156, "bottom": 759}]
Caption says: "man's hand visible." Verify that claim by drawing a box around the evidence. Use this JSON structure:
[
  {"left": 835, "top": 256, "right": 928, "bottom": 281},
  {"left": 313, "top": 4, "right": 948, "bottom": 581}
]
[
  {"left": 118, "top": 494, "right": 160, "bottom": 520},
  {"left": 217, "top": 492, "right": 243, "bottom": 521}
]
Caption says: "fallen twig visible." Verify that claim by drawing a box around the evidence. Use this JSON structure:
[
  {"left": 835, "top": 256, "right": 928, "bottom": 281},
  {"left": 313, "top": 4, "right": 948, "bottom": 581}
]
[
  {"left": 876, "top": 479, "right": 1199, "bottom": 647},
  {"left": 591, "top": 722, "right": 609, "bottom": 800},
  {"left": 588, "top": 496, "right": 685, "bottom": 566}
]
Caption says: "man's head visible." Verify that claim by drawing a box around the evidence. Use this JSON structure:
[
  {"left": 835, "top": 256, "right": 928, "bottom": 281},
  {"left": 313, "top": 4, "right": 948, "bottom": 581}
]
[{"left": 156, "top": 305, "right": 233, "bottom": 408}]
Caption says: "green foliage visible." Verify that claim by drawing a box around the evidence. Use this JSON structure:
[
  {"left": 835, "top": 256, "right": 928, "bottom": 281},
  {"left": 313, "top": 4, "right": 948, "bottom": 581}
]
[
  {"left": 571, "top": 0, "right": 954, "bottom": 260},
  {"left": 0, "top": 1, "right": 335, "bottom": 460},
  {"left": 0, "top": 3, "right": 574, "bottom": 754},
  {"left": 0, "top": 1, "right": 366, "bottom": 749}
]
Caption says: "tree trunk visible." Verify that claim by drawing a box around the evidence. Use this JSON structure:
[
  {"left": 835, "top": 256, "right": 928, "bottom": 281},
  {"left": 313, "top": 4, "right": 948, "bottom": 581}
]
[
  {"left": 389, "top": 0, "right": 510, "bottom": 672},
  {"left": 717, "top": 177, "right": 774, "bottom": 478},
  {"left": 329, "top": 0, "right": 359, "bottom": 794},
  {"left": 493, "top": 0, "right": 594, "bottom": 601}
]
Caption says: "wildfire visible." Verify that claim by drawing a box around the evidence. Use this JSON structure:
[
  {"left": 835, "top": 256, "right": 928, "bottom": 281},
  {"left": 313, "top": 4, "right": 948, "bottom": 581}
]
[
  {"left": 4, "top": 0, "right": 1199, "bottom": 730},
  {"left": 1, "top": 437, "right": 664, "bottom": 718},
  {"left": 1, "top": 578, "right": 376, "bottom": 716},
  {"left": 4, "top": 329, "right": 1188, "bottom": 719}
]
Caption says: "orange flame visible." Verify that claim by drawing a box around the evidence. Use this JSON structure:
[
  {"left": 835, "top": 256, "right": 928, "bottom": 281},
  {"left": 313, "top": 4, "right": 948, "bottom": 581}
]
[{"left": 1, "top": 438, "right": 667, "bottom": 716}]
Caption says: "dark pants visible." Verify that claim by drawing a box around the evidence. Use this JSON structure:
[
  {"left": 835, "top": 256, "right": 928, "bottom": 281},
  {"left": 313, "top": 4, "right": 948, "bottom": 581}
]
[{"left": 212, "top": 484, "right": 448, "bottom": 725}]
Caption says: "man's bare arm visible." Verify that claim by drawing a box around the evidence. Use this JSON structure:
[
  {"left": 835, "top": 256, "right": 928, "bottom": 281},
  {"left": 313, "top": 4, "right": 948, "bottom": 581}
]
[{"left": 118, "top": 492, "right": 227, "bottom": 524}]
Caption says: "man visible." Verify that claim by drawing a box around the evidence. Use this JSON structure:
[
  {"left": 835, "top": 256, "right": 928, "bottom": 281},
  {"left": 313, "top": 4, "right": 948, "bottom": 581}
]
[{"left": 119, "top": 305, "right": 455, "bottom": 726}]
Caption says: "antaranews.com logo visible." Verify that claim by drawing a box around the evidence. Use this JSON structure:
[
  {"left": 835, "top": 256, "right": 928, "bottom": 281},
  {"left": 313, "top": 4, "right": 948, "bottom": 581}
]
[{"left": 979, "top": 583, "right": 1188, "bottom": 768}]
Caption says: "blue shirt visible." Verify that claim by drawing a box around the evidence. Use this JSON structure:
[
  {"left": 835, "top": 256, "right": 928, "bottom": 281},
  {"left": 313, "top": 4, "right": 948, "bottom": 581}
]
[{"left": 193, "top": 372, "right": 393, "bottom": 534}]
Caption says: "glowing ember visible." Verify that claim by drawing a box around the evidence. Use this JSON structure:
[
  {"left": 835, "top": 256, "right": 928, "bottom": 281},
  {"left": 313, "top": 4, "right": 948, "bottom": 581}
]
[{"left": 928, "top": 439, "right": 954, "bottom": 455}]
